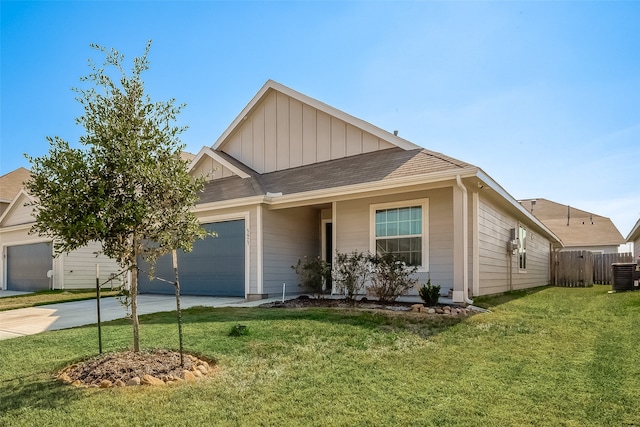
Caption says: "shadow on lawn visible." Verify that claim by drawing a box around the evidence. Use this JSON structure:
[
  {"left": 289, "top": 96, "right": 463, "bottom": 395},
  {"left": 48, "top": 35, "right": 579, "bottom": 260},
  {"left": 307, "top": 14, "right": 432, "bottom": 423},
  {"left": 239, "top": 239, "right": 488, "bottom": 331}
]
[
  {"left": 472, "top": 285, "right": 550, "bottom": 310},
  {"left": 0, "top": 374, "right": 82, "bottom": 415}
]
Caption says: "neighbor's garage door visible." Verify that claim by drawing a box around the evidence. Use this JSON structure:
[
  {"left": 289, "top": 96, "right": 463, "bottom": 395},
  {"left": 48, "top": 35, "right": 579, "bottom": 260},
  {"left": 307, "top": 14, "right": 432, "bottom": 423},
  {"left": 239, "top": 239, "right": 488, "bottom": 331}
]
[
  {"left": 6, "top": 242, "right": 53, "bottom": 292},
  {"left": 138, "top": 220, "right": 245, "bottom": 296}
]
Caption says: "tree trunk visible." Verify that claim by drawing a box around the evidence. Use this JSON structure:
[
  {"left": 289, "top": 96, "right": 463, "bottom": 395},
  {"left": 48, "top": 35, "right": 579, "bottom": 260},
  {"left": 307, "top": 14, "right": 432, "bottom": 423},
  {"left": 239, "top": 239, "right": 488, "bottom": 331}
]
[{"left": 130, "top": 256, "right": 140, "bottom": 352}]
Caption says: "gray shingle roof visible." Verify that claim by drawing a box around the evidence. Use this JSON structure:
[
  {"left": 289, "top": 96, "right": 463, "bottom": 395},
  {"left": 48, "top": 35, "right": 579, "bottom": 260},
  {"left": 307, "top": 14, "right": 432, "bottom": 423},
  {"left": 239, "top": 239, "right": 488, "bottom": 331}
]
[{"left": 199, "top": 148, "right": 474, "bottom": 203}]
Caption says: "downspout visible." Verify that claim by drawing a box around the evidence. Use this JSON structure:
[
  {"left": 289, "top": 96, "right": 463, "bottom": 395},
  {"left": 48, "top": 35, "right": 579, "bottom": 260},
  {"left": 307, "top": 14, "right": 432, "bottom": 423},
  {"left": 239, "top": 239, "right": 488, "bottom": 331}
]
[{"left": 456, "top": 175, "right": 474, "bottom": 305}]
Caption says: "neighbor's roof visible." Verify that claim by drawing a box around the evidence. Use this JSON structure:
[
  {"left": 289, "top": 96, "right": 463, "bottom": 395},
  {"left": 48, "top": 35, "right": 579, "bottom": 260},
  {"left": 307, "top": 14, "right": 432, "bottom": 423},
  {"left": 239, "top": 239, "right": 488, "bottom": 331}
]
[
  {"left": 199, "top": 147, "right": 475, "bottom": 204},
  {"left": 519, "top": 198, "right": 625, "bottom": 247},
  {"left": 627, "top": 218, "right": 640, "bottom": 242},
  {"left": 0, "top": 167, "right": 31, "bottom": 202}
]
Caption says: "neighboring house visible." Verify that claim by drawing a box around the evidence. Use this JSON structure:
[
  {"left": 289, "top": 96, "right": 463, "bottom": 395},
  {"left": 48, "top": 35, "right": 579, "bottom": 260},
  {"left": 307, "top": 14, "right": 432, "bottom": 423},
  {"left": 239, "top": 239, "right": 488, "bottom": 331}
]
[
  {"left": 626, "top": 218, "right": 640, "bottom": 258},
  {"left": 0, "top": 153, "right": 196, "bottom": 293},
  {"left": 140, "top": 80, "right": 563, "bottom": 302},
  {"left": 0, "top": 182, "right": 121, "bottom": 293},
  {"left": 519, "top": 198, "right": 626, "bottom": 254}
]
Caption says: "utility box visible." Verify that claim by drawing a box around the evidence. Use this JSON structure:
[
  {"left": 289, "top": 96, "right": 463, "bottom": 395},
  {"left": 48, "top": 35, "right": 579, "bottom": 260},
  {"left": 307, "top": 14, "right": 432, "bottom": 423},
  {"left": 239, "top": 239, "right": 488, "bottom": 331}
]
[{"left": 611, "top": 263, "right": 638, "bottom": 292}]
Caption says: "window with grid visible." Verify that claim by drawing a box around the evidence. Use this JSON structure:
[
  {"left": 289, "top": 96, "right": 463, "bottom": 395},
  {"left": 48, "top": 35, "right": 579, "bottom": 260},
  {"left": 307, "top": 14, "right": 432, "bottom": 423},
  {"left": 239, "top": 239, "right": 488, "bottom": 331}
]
[{"left": 374, "top": 205, "right": 423, "bottom": 266}]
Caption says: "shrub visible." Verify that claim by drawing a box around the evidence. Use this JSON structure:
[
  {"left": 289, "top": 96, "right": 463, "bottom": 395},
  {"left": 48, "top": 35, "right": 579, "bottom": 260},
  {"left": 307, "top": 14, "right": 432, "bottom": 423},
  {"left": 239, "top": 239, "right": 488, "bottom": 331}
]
[
  {"left": 292, "top": 256, "right": 331, "bottom": 298},
  {"left": 228, "top": 324, "right": 248, "bottom": 337},
  {"left": 419, "top": 279, "right": 441, "bottom": 306},
  {"left": 367, "top": 252, "right": 418, "bottom": 303},
  {"left": 332, "top": 251, "right": 371, "bottom": 302}
]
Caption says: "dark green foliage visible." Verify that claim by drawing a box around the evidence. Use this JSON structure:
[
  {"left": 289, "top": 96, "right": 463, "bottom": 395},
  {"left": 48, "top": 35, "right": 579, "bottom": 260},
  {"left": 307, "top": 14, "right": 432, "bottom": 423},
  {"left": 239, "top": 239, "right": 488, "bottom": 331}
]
[
  {"left": 25, "top": 41, "right": 206, "bottom": 351},
  {"left": 419, "top": 280, "right": 441, "bottom": 306},
  {"left": 228, "top": 324, "right": 248, "bottom": 337}
]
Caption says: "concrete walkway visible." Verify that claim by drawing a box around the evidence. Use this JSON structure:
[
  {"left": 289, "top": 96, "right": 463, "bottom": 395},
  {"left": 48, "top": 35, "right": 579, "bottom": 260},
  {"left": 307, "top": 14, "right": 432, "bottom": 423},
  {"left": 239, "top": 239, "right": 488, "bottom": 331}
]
[{"left": 0, "top": 294, "right": 282, "bottom": 341}]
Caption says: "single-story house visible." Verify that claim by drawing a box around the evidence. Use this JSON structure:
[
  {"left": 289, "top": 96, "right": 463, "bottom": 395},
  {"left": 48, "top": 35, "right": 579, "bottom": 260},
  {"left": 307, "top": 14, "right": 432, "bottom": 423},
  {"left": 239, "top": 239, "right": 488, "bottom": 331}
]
[
  {"left": 519, "top": 198, "right": 626, "bottom": 254},
  {"left": 140, "top": 80, "right": 563, "bottom": 302}
]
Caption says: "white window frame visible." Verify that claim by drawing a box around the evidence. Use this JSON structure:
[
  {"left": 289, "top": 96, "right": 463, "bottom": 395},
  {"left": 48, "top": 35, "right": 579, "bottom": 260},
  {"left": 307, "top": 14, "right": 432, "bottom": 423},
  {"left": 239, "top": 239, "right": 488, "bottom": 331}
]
[
  {"left": 518, "top": 224, "right": 527, "bottom": 271},
  {"left": 369, "top": 198, "right": 429, "bottom": 272}
]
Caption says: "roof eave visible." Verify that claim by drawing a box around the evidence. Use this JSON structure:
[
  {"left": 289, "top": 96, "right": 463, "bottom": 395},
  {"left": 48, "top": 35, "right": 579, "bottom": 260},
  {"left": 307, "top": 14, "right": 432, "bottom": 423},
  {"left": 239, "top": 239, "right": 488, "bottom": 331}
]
[
  {"left": 626, "top": 217, "right": 640, "bottom": 242},
  {"left": 476, "top": 169, "right": 563, "bottom": 246}
]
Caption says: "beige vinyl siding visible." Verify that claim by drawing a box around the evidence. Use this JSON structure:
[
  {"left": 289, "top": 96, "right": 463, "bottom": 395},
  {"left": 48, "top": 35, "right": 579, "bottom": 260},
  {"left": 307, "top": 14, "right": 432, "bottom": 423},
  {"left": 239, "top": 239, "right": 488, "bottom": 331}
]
[
  {"left": 262, "top": 206, "right": 319, "bottom": 296},
  {"left": 222, "top": 91, "right": 395, "bottom": 174},
  {"left": 478, "top": 198, "right": 551, "bottom": 295},
  {"left": 516, "top": 228, "right": 550, "bottom": 288},
  {"left": 334, "top": 188, "right": 454, "bottom": 295},
  {"left": 61, "top": 241, "right": 121, "bottom": 289},
  {"left": 190, "top": 157, "right": 236, "bottom": 181}
]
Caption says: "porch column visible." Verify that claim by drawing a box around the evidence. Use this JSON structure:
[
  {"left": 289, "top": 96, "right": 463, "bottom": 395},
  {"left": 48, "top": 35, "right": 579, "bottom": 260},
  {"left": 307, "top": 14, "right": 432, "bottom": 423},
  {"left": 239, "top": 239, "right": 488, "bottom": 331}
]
[{"left": 452, "top": 183, "right": 465, "bottom": 302}]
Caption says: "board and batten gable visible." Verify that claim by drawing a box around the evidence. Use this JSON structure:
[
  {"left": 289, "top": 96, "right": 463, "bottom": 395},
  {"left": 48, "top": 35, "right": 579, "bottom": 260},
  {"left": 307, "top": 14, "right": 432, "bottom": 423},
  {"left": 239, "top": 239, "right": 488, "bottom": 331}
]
[
  {"left": 477, "top": 197, "right": 551, "bottom": 295},
  {"left": 189, "top": 156, "right": 237, "bottom": 182},
  {"left": 219, "top": 90, "right": 396, "bottom": 174}
]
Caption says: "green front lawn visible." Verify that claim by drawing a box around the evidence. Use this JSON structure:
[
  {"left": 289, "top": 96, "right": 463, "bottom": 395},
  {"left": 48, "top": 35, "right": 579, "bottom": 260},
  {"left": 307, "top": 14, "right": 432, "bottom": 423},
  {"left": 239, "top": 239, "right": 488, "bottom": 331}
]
[
  {"left": 0, "top": 289, "right": 120, "bottom": 312},
  {"left": 1, "top": 285, "right": 638, "bottom": 426}
]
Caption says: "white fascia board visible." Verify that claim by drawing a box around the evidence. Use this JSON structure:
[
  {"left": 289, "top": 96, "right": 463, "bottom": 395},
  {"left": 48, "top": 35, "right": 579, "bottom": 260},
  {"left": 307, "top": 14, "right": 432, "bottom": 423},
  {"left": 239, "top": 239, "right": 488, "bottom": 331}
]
[
  {"left": 0, "top": 222, "right": 35, "bottom": 234},
  {"left": 193, "top": 196, "right": 266, "bottom": 213},
  {"left": 626, "top": 217, "right": 640, "bottom": 242},
  {"left": 212, "top": 80, "right": 421, "bottom": 152},
  {"left": 188, "top": 147, "right": 250, "bottom": 179},
  {"left": 476, "top": 169, "right": 563, "bottom": 246}
]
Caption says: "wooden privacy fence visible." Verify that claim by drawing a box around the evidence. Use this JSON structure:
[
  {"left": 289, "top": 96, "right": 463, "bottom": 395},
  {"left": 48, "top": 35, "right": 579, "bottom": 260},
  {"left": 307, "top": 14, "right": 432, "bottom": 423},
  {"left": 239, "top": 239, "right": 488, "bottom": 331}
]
[{"left": 552, "top": 251, "right": 633, "bottom": 287}]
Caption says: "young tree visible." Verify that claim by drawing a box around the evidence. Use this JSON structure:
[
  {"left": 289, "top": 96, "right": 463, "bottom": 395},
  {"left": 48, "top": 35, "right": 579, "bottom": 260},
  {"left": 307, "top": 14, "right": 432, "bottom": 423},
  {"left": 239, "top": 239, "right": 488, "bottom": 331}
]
[{"left": 26, "top": 41, "right": 205, "bottom": 351}]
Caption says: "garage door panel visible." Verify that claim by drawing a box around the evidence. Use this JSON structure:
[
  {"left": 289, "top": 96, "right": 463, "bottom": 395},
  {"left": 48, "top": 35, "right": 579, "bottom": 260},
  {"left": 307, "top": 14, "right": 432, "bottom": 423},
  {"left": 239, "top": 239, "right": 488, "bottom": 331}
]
[
  {"left": 138, "top": 220, "right": 245, "bottom": 296},
  {"left": 7, "top": 242, "right": 53, "bottom": 292}
]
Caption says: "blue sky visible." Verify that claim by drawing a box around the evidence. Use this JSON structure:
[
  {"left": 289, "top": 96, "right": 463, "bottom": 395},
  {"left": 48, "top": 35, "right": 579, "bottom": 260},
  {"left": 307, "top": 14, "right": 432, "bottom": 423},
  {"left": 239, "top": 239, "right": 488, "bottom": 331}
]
[{"left": 2, "top": 1, "right": 639, "bottom": 237}]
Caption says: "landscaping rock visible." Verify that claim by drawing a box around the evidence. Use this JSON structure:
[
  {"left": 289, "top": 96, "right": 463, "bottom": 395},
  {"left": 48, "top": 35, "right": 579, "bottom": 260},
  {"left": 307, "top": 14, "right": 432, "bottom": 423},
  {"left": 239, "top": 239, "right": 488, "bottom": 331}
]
[
  {"left": 114, "top": 379, "right": 126, "bottom": 387},
  {"left": 127, "top": 377, "right": 141, "bottom": 386},
  {"left": 411, "top": 304, "right": 424, "bottom": 312},
  {"left": 196, "top": 365, "right": 208, "bottom": 375},
  {"left": 183, "top": 370, "right": 196, "bottom": 382},
  {"left": 58, "top": 373, "right": 73, "bottom": 384},
  {"left": 141, "top": 374, "right": 166, "bottom": 386},
  {"left": 99, "top": 380, "right": 112, "bottom": 388}
]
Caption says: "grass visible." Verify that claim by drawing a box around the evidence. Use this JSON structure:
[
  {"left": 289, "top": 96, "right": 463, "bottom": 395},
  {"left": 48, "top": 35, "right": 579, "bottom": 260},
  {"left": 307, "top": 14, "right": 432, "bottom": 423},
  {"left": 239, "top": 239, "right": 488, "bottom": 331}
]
[
  {"left": 1, "top": 285, "right": 639, "bottom": 426},
  {"left": 0, "top": 289, "right": 120, "bottom": 312}
]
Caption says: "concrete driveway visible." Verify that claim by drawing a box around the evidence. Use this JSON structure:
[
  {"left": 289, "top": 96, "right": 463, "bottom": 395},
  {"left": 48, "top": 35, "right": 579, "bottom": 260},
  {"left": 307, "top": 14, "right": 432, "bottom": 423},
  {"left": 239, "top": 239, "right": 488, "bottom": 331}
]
[{"left": 0, "top": 294, "right": 278, "bottom": 340}]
